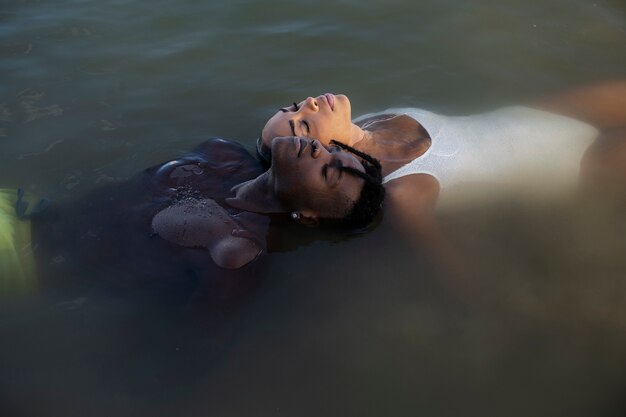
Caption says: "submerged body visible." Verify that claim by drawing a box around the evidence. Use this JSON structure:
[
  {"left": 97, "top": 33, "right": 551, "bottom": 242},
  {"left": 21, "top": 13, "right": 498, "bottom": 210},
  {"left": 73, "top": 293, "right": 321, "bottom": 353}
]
[
  {"left": 2, "top": 135, "right": 384, "bottom": 299},
  {"left": 258, "top": 82, "right": 626, "bottom": 285},
  {"left": 260, "top": 81, "right": 626, "bottom": 217},
  {"left": 356, "top": 106, "right": 598, "bottom": 190},
  {"left": 1, "top": 139, "right": 269, "bottom": 301}
]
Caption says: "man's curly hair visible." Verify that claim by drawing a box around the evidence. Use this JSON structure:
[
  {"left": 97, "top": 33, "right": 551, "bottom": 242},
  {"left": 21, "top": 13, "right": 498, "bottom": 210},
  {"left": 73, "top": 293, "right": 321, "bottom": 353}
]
[{"left": 318, "top": 140, "right": 385, "bottom": 229}]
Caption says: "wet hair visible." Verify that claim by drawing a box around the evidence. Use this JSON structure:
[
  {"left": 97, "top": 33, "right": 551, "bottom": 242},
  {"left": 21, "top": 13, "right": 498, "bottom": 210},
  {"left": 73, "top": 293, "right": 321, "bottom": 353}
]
[{"left": 319, "top": 140, "right": 385, "bottom": 229}]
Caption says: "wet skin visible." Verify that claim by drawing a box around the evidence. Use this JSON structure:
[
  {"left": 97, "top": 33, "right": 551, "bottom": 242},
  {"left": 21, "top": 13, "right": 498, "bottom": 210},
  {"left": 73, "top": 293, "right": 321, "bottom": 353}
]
[
  {"left": 262, "top": 94, "right": 355, "bottom": 146},
  {"left": 260, "top": 94, "right": 363, "bottom": 162},
  {"left": 268, "top": 136, "right": 366, "bottom": 219},
  {"left": 259, "top": 93, "right": 432, "bottom": 177},
  {"left": 148, "top": 135, "right": 368, "bottom": 266},
  {"left": 257, "top": 81, "right": 626, "bottom": 303}
]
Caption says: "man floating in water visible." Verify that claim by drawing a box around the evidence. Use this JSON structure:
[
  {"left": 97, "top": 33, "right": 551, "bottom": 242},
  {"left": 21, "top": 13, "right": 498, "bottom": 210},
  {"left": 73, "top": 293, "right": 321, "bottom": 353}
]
[{"left": 0, "top": 136, "right": 384, "bottom": 300}]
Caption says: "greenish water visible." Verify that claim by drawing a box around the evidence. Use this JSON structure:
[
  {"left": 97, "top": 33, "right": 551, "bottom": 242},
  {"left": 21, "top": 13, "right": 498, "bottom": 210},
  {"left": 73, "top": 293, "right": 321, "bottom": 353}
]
[{"left": 1, "top": 0, "right": 626, "bottom": 416}]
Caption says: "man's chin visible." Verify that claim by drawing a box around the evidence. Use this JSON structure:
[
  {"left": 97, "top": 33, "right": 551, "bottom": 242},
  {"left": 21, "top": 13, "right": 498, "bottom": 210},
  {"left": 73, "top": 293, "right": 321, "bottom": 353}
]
[{"left": 271, "top": 137, "right": 297, "bottom": 166}]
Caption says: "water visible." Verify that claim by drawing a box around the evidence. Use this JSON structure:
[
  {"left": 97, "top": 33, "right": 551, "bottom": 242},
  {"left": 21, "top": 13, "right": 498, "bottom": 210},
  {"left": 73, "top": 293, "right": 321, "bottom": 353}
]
[{"left": 1, "top": 0, "right": 626, "bottom": 416}]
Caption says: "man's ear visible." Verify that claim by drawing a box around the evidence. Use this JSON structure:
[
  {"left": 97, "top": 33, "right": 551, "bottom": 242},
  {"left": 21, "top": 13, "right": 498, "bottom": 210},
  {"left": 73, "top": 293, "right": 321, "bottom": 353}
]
[{"left": 292, "top": 211, "right": 320, "bottom": 227}]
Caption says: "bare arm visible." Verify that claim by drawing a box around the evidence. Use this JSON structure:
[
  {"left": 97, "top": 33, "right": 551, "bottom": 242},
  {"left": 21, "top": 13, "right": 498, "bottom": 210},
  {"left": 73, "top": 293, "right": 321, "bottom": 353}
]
[
  {"left": 531, "top": 80, "right": 626, "bottom": 130},
  {"left": 384, "top": 174, "right": 440, "bottom": 238},
  {"left": 384, "top": 175, "right": 479, "bottom": 303},
  {"left": 152, "top": 199, "right": 263, "bottom": 269}
]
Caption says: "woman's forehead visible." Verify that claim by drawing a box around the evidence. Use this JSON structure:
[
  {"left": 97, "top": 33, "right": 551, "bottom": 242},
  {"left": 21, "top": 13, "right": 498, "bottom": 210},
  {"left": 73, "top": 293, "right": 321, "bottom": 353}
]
[{"left": 262, "top": 111, "right": 291, "bottom": 143}]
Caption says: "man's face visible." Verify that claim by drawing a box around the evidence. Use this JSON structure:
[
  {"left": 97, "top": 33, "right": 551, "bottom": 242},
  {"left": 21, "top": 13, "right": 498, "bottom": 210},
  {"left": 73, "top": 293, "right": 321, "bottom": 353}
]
[{"left": 269, "top": 136, "right": 366, "bottom": 220}]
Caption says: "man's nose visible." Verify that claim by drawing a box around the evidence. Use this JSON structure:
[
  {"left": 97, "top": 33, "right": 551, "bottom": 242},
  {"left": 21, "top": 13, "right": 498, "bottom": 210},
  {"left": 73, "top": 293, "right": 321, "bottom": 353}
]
[
  {"left": 311, "top": 139, "right": 323, "bottom": 159},
  {"left": 304, "top": 97, "right": 319, "bottom": 112}
]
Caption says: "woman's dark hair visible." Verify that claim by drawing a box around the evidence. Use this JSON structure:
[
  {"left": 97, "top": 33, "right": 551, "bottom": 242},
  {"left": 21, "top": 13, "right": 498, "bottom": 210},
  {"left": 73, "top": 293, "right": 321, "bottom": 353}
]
[{"left": 320, "top": 140, "right": 385, "bottom": 229}]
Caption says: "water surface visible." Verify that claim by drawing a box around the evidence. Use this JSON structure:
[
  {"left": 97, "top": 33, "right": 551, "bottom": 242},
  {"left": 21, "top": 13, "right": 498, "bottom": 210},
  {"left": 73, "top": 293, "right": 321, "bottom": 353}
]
[{"left": 1, "top": 0, "right": 626, "bottom": 416}]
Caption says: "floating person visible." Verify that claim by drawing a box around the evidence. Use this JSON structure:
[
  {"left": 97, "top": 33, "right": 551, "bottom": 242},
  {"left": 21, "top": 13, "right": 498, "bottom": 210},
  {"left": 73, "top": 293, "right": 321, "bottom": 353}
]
[
  {"left": 1, "top": 136, "right": 385, "bottom": 300},
  {"left": 258, "top": 81, "right": 626, "bottom": 237}
]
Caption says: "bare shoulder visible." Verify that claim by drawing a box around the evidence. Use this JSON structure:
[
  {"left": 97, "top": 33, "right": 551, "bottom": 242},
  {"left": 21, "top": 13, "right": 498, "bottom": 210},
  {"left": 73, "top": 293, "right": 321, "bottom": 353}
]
[
  {"left": 355, "top": 113, "right": 399, "bottom": 127},
  {"left": 386, "top": 173, "right": 440, "bottom": 207},
  {"left": 384, "top": 174, "right": 440, "bottom": 230}
]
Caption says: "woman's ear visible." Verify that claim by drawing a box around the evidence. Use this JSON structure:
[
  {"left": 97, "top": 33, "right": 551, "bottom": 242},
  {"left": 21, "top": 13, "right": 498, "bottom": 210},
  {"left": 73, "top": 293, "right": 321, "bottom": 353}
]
[{"left": 291, "top": 211, "right": 319, "bottom": 227}]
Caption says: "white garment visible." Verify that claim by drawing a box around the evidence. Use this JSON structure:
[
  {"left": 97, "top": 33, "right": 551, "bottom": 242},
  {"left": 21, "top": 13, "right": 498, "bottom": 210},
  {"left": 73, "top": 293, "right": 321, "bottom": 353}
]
[{"left": 354, "top": 106, "right": 599, "bottom": 191}]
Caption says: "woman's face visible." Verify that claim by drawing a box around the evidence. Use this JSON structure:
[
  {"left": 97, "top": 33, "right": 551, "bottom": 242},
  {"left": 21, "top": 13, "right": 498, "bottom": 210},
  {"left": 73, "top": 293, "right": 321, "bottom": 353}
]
[
  {"left": 269, "top": 136, "right": 365, "bottom": 220},
  {"left": 260, "top": 93, "right": 354, "bottom": 159}
]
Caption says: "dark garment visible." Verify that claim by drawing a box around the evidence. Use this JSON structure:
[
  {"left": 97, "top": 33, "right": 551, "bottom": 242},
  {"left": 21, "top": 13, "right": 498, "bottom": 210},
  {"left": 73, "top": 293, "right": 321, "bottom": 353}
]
[{"left": 31, "top": 138, "right": 268, "bottom": 304}]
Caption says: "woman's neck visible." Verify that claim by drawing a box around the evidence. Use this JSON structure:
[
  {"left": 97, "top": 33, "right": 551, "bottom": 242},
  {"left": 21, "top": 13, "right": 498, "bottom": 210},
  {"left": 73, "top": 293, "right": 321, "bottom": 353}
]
[
  {"left": 350, "top": 123, "right": 370, "bottom": 146},
  {"left": 347, "top": 115, "right": 432, "bottom": 176}
]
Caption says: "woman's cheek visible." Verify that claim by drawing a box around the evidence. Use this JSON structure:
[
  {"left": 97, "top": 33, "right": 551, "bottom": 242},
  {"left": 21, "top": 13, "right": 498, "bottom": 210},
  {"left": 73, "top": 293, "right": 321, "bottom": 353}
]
[{"left": 316, "top": 133, "right": 332, "bottom": 145}]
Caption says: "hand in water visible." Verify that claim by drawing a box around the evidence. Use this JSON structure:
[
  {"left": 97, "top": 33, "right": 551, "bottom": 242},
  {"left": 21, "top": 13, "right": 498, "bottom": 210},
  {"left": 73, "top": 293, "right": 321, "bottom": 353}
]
[{"left": 152, "top": 198, "right": 263, "bottom": 269}]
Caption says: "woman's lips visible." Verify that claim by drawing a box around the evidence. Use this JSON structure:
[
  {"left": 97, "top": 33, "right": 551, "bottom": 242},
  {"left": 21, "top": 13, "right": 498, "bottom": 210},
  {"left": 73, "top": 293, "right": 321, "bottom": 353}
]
[{"left": 324, "top": 93, "right": 335, "bottom": 110}]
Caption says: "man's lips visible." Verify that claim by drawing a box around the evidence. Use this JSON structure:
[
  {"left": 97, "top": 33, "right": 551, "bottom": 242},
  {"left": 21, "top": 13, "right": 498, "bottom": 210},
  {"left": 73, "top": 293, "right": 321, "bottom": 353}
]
[
  {"left": 292, "top": 136, "right": 301, "bottom": 156},
  {"left": 296, "top": 137, "right": 308, "bottom": 157}
]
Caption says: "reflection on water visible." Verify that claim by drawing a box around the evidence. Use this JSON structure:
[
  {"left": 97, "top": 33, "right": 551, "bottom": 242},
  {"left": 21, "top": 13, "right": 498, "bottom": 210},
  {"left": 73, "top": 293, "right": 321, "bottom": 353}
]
[{"left": 1, "top": 0, "right": 626, "bottom": 416}]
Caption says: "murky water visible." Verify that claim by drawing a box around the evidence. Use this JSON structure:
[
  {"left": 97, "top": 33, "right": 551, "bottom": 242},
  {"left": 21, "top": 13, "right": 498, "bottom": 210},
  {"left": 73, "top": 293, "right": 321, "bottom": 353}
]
[{"left": 1, "top": 0, "right": 626, "bottom": 416}]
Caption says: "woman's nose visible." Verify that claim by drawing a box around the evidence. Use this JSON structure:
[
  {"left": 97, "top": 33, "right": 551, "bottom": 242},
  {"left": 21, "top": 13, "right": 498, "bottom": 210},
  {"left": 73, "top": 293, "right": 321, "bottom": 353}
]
[{"left": 304, "top": 97, "right": 319, "bottom": 111}]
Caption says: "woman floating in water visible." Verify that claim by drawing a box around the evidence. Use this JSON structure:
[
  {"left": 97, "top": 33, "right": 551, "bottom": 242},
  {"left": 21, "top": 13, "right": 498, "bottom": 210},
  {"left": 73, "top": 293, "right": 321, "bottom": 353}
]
[
  {"left": 258, "top": 81, "right": 626, "bottom": 237},
  {"left": 1, "top": 137, "right": 385, "bottom": 298}
]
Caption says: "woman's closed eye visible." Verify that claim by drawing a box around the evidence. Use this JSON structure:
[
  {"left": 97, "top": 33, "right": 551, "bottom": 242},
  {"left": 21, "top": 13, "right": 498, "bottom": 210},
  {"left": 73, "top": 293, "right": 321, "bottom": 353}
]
[
  {"left": 278, "top": 102, "right": 300, "bottom": 113},
  {"left": 278, "top": 101, "right": 309, "bottom": 136}
]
